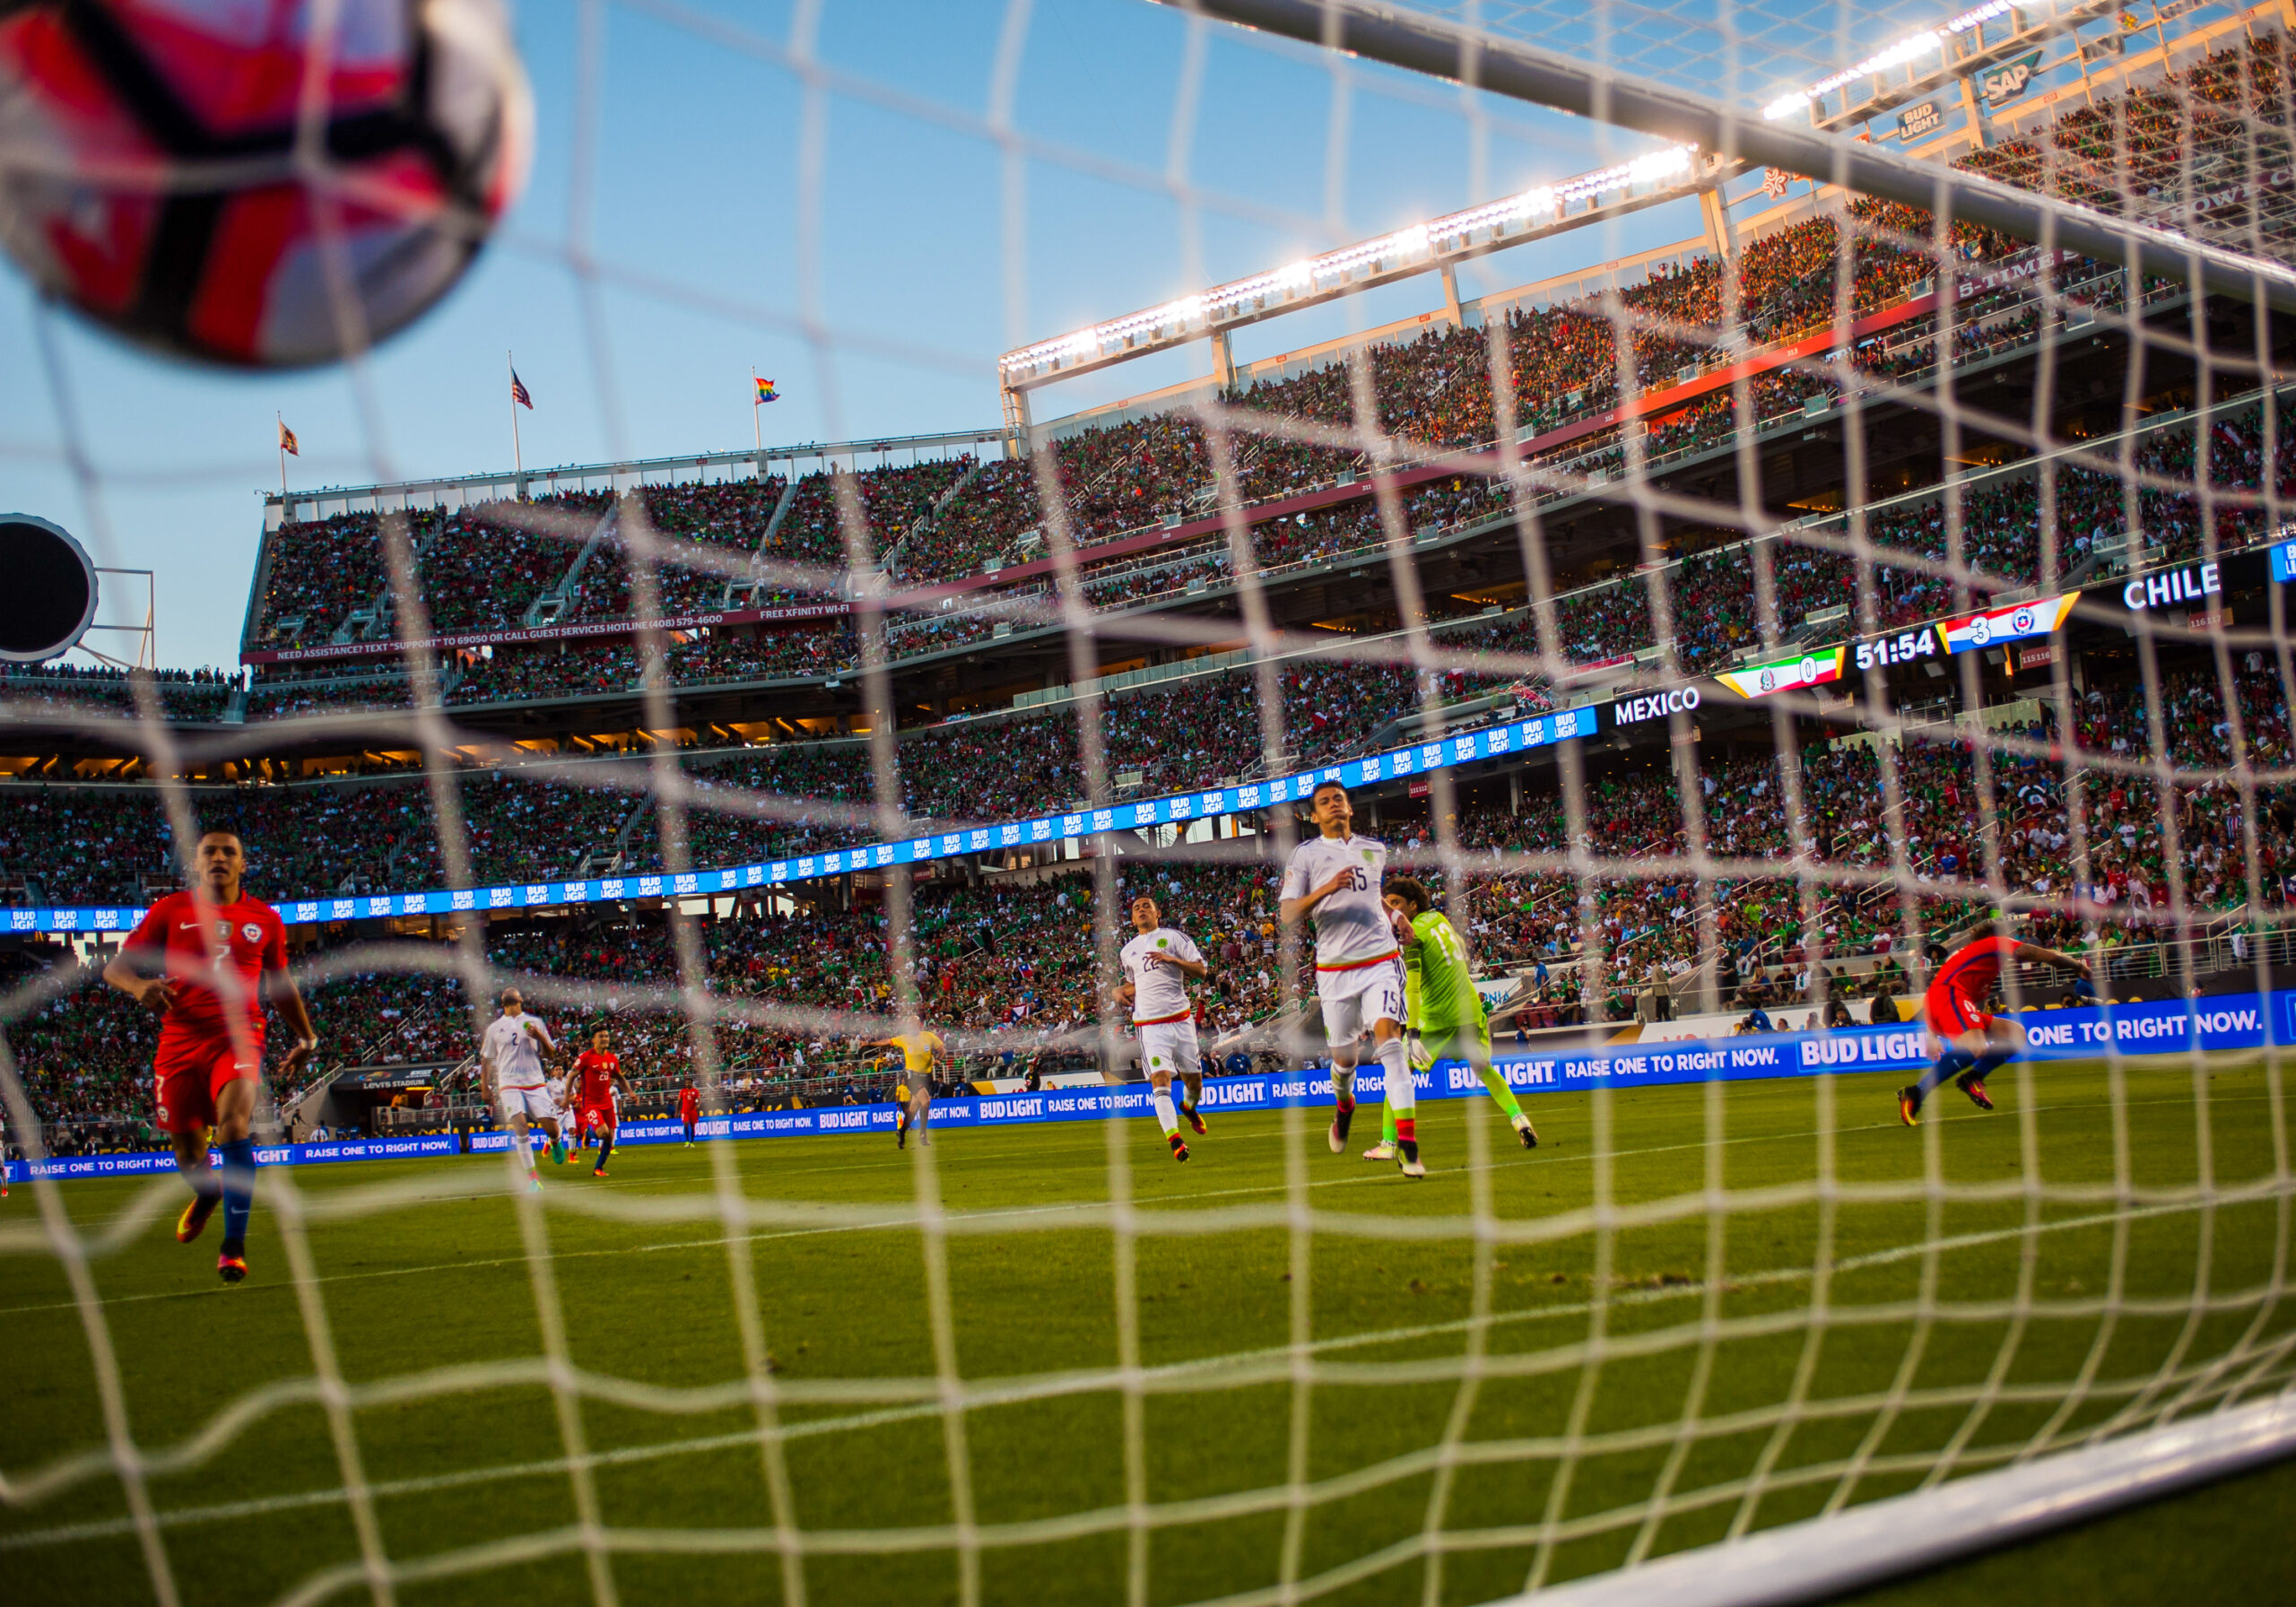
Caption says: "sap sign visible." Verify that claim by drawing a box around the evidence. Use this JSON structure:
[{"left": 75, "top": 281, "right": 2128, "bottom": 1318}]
[
  {"left": 1613, "top": 685, "right": 1701, "bottom": 725},
  {"left": 2123, "top": 562, "right": 2219, "bottom": 610}
]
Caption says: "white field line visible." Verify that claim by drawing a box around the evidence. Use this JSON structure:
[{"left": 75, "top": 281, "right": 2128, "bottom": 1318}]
[{"left": 0, "top": 1191, "right": 2258, "bottom": 1554}]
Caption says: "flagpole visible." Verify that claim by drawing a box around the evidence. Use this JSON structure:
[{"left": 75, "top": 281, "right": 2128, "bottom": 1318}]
[
  {"left": 751, "top": 369, "right": 762, "bottom": 452},
  {"left": 277, "top": 412, "right": 288, "bottom": 495},
  {"left": 508, "top": 349, "right": 524, "bottom": 484}
]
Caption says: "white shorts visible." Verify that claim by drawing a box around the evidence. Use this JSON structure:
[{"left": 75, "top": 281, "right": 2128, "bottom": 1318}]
[
  {"left": 1136, "top": 1019, "right": 1202, "bottom": 1081},
  {"left": 1318, "top": 956, "right": 1406, "bottom": 1047},
  {"left": 500, "top": 1084, "right": 556, "bottom": 1123}
]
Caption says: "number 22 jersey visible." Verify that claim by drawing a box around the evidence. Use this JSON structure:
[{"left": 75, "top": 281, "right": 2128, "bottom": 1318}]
[{"left": 1280, "top": 834, "right": 1396, "bottom": 970}]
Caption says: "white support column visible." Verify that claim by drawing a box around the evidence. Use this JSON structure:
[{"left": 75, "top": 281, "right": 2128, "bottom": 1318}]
[
  {"left": 1439, "top": 264, "right": 1464, "bottom": 324},
  {"left": 1212, "top": 328, "right": 1237, "bottom": 391},
  {"left": 1698, "top": 185, "right": 1738, "bottom": 262}
]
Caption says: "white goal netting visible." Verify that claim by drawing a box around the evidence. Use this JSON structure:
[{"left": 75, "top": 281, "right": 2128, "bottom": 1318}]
[{"left": 4, "top": 0, "right": 2296, "bottom": 1603}]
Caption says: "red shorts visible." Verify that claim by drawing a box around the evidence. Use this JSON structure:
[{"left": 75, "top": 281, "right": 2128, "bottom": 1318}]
[
  {"left": 1925, "top": 982, "right": 1992, "bottom": 1040},
  {"left": 578, "top": 1102, "right": 616, "bottom": 1134},
  {"left": 153, "top": 1035, "right": 259, "bottom": 1135}
]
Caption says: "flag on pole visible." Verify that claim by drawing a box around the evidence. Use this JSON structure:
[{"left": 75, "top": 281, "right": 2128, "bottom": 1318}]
[
  {"left": 754, "top": 377, "right": 778, "bottom": 404},
  {"left": 511, "top": 369, "right": 534, "bottom": 409},
  {"left": 277, "top": 419, "right": 300, "bottom": 456}
]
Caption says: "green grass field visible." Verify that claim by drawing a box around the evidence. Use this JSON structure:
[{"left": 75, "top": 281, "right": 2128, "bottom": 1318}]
[{"left": 3, "top": 1054, "right": 2292, "bottom": 1607}]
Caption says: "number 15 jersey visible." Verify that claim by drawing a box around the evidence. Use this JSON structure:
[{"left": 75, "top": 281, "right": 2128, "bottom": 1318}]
[{"left": 1280, "top": 833, "right": 1396, "bottom": 970}]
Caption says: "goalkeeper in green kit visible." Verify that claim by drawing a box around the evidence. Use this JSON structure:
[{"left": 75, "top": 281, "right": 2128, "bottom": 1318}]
[{"left": 1364, "top": 879, "right": 1538, "bottom": 1159}]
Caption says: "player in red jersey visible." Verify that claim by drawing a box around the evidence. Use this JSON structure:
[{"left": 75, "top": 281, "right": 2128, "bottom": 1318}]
[
  {"left": 1899, "top": 921, "right": 2092, "bottom": 1125},
  {"left": 571, "top": 1029, "right": 631, "bottom": 1177},
  {"left": 103, "top": 830, "right": 316, "bottom": 1283},
  {"left": 678, "top": 1081, "right": 700, "bottom": 1146}
]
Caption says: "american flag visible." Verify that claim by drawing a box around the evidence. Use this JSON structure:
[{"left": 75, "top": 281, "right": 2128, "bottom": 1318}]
[{"left": 511, "top": 369, "right": 534, "bottom": 409}]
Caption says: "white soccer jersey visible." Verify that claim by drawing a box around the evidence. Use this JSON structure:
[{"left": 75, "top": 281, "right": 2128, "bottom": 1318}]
[
  {"left": 1121, "top": 927, "right": 1204, "bottom": 1023},
  {"left": 1280, "top": 833, "right": 1397, "bottom": 969},
  {"left": 483, "top": 1012, "right": 555, "bottom": 1090}
]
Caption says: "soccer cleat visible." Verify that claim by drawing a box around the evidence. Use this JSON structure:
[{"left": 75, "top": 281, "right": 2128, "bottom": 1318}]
[
  {"left": 592, "top": 1168, "right": 610, "bottom": 1178},
  {"left": 1362, "top": 1142, "right": 1397, "bottom": 1161},
  {"left": 527, "top": 1168, "right": 543, "bottom": 1193},
  {"left": 1397, "top": 1139, "right": 1427, "bottom": 1179},
  {"left": 897, "top": 1122, "right": 907, "bottom": 1151},
  {"left": 177, "top": 1191, "right": 222, "bottom": 1244},
  {"left": 1954, "top": 1068, "right": 1996, "bottom": 1111},
  {"left": 1183, "top": 1102, "right": 1207, "bottom": 1136},
  {"left": 1897, "top": 1086, "right": 1921, "bottom": 1126},
  {"left": 550, "top": 1139, "right": 567, "bottom": 1166},
  {"left": 1513, "top": 1114, "right": 1539, "bottom": 1150},
  {"left": 1328, "top": 1101, "right": 1354, "bottom": 1153},
  {"left": 1170, "top": 1134, "right": 1189, "bottom": 1162},
  {"left": 217, "top": 1245, "right": 248, "bottom": 1284}
]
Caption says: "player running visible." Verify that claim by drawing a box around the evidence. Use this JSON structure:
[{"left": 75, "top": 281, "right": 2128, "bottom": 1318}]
[
  {"left": 1898, "top": 921, "right": 2093, "bottom": 1125},
  {"left": 1118, "top": 894, "right": 1212, "bottom": 1162},
  {"left": 1364, "top": 880, "right": 1538, "bottom": 1161},
  {"left": 102, "top": 830, "right": 316, "bottom": 1284},
  {"left": 868, "top": 1022, "right": 948, "bottom": 1149},
  {"left": 1279, "top": 779, "right": 1422, "bottom": 1177},
  {"left": 480, "top": 987, "right": 563, "bottom": 1188},
  {"left": 572, "top": 1029, "right": 632, "bottom": 1177},
  {"left": 679, "top": 1081, "right": 700, "bottom": 1145}
]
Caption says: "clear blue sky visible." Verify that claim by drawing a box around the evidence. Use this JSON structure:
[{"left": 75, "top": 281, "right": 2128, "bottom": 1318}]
[{"left": 0, "top": 0, "right": 1949, "bottom": 672}]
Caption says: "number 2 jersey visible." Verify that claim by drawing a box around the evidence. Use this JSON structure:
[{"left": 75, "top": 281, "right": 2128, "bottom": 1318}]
[
  {"left": 120, "top": 890, "right": 288, "bottom": 1053},
  {"left": 1280, "top": 833, "right": 1397, "bottom": 972}
]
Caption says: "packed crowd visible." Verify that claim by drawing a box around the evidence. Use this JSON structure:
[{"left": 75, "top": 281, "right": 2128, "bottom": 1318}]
[
  {"left": 7, "top": 645, "right": 2290, "bottom": 1142},
  {"left": 0, "top": 665, "right": 239, "bottom": 722}
]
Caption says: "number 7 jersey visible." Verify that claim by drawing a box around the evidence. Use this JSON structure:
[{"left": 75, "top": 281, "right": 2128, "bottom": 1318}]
[{"left": 1280, "top": 833, "right": 1397, "bottom": 970}]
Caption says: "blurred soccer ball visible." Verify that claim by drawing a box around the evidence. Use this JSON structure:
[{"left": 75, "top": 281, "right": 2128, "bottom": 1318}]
[{"left": 0, "top": 0, "right": 532, "bottom": 368}]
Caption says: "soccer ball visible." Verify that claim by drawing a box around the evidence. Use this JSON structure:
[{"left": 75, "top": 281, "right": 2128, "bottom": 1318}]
[{"left": 0, "top": 0, "right": 532, "bottom": 368}]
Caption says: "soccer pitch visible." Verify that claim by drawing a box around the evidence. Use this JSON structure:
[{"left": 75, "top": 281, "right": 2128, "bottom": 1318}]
[{"left": 2, "top": 1054, "right": 2290, "bottom": 1607}]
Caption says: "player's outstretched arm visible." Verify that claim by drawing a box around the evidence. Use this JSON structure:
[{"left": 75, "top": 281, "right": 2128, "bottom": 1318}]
[
  {"left": 2012, "top": 942, "right": 2092, "bottom": 977},
  {"left": 264, "top": 932, "right": 319, "bottom": 1078}
]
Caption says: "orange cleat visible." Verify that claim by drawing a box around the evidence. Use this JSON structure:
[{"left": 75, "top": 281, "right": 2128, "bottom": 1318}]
[
  {"left": 216, "top": 1250, "right": 248, "bottom": 1284},
  {"left": 1169, "top": 1134, "right": 1190, "bottom": 1163},
  {"left": 1897, "top": 1086, "right": 1921, "bottom": 1127},
  {"left": 177, "top": 1192, "right": 222, "bottom": 1244},
  {"left": 1183, "top": 1102, "right": 1207, "bottom": 1136}
]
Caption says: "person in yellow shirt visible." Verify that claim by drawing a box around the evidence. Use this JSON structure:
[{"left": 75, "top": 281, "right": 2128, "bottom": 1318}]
[{"left": 866, "top": 1022, "right": 948, "bottom": 1150}]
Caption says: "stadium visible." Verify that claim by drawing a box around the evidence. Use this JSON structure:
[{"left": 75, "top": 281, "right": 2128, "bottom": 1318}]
[{"left": 4, "top": 0, "right": 2296, "bottom": 1601}]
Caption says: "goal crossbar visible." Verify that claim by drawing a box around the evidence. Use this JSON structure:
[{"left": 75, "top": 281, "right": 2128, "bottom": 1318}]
[{"left": 1155, "top": 0, "right": 2296, "bottom": 315}]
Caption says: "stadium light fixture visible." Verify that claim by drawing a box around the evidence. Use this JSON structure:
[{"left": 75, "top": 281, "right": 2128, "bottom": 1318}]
[
  {"left": 999, "top": 142, "right": 1699, "bottom": 382},
  {"left": 1762, "top": 0, "right": 2022, "bottom": 119}
]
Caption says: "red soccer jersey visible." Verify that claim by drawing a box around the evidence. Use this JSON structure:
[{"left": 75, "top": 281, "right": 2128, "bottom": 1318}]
[
  {"left": 576, "top": 1050, "right": 621, "bottom": 1108},
  {"left": 679, "top": 1087, "right": 700, "bottom": 1120},
  {"left": 122, "top": 890, "right": 288, "bottom": 1049},
  {"left": 1934, "top": 934, "right": 2021, "bottom": 1003}
]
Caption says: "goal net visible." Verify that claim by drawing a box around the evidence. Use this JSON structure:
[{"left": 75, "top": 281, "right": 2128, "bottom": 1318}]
[{"left": 4, "top": 0, "right": 2295, "bottom": 1603}]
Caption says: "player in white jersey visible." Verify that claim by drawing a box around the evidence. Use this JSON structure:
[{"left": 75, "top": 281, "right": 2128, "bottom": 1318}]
[
  {"left": 479, "top": 987, "right": 564, "bottom": 1190},
  {"left": 1279, "top": 778, "right": 1423, "bottom": 1177},
  {"left": 1117, "top": 895, "right": 1212, "bottom": 1162}
]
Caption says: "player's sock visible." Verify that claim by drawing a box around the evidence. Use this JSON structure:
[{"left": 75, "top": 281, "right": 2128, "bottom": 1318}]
[
  {"left": 1909, "top": 1049, "right": 1975, "bottom": 1111},
  {"left": 595, "top": 1131, "right": 615, "bottom": 1171},
  {"left": 1152, "top": 1089, "right": 1180, "bottom": 1139},
  {"left": 1475, "top": 1061, "right": 1525, "bottom": 1121},
  {"left": 216, "top": 1138, "right": 257, "bottom": 1246},
  {"left": 1382, "top": 1101, "right": 1398, "bottom": 1145},
  {"left": 1377, "top": 1036, "right": 1414, "bottom": 1118}
]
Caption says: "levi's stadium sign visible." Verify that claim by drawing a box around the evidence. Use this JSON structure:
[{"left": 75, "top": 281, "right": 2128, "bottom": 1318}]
[{"left": 241, "top": 601, "right": 853, "bottom": 666}]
